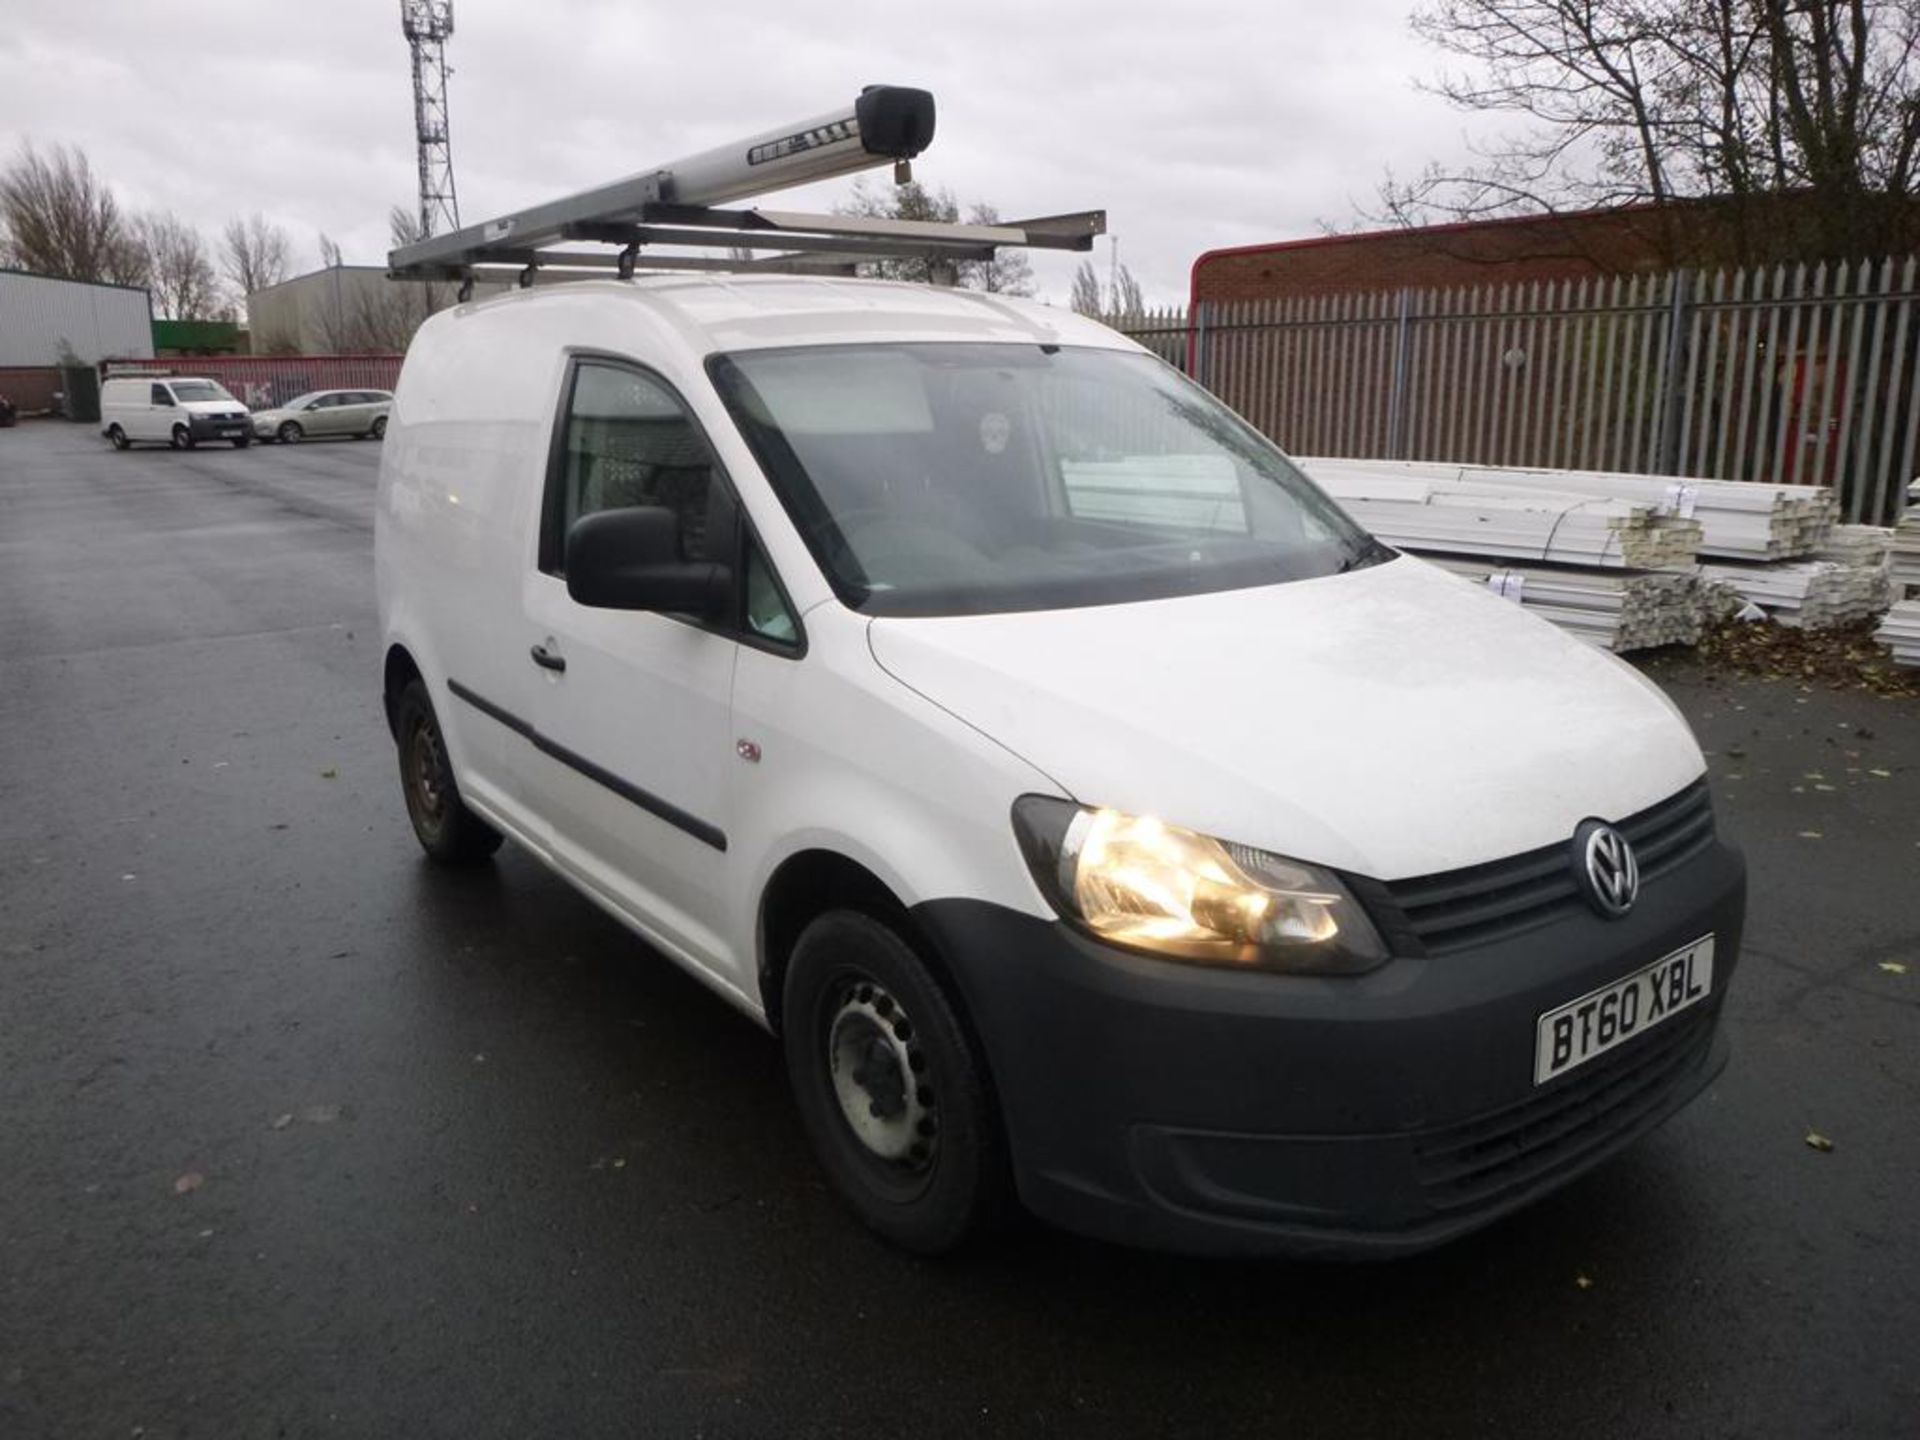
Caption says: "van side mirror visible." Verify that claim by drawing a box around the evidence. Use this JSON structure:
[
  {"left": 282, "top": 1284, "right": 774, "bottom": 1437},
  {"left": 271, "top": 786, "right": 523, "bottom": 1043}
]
[{"left": 565, "top": 507, "right": 731, "bottom": 618}]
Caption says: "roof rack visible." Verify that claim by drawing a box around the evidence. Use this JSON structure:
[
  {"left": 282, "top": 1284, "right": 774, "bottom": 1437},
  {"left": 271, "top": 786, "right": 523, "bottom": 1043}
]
[{"left": 386, "top": 85, "right": 1103, "bottom": 297}]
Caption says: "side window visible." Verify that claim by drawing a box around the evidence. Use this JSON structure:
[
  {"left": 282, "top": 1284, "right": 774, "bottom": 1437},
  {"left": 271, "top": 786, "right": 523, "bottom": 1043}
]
[
  {"left": 743, "top": 540, "right": 799, "bottom": 647},
  {"left": 151, "top": 384, "right": 171, "bottom": 406},
  {"left": 543, "top": 361, "right": 723, "bottom": 574}
]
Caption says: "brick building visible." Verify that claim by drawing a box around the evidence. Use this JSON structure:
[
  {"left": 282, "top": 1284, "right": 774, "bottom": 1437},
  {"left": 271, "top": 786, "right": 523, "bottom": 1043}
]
[{"left": 1191, "top": 205, "right": 1694, "bottom": 308}]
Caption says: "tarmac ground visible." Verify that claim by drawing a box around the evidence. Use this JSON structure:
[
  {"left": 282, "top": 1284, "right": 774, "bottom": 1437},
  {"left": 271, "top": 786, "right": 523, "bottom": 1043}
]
[{"left": 2, "top": 420, "right": 1916, "bottom": 1437}]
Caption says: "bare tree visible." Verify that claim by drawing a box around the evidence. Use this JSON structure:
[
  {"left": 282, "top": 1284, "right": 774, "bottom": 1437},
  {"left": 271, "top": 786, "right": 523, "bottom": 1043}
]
[
  {"left": 963, "top": 203, "right": 1036, "bottom": 296},
  {"left": 0, "top": 142, "right": 146, "bottom": 284},
  {"left": 1069, "top": 260, "right": 1105, "bottom": 316},
  {"left": 1068, "top": 259, "right": 1145, "bottom": 318},
  {"left": 1383, "top": 0, "right": 1920, "bottom": 262},
  {"left": 136, "top": 211, "right": 224, "bottom": 320},
  {"left": 836, "top": 179, "right": 1037, "bottom": 294},
  {"left": 317, "top": 232, "right": 344, "bottom": 269},
  {"left": 221, "top": 213, "right": 291, "bottom": 299}
]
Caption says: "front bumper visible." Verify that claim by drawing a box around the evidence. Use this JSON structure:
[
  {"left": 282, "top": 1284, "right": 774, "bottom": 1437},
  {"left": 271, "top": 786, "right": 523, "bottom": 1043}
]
[
  {"left": 188, "top": 412, "right": 251, "bottom": 441},
  {"left": 913, "top": 837, "right": 1745, "bottom": 1258}
]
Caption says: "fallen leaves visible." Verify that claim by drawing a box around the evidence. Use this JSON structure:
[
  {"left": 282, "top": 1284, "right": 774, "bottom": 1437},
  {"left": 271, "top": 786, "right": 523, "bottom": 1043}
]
[
  {"left": 1690, "top": 619, "right": 1920, "bottom": 697},
  {"left": 1879, "top": 961, "right": 1909, "bottom": 976},
  {"left": 173, "top": 1172, "right": 204, "bottom": 1195},
  {"left": 1575, "top": 1273, "right": 1595, "bottom": 1291},
  {"left": 1804, "top": 1132, "right": 1835, "bottom": 1153}
]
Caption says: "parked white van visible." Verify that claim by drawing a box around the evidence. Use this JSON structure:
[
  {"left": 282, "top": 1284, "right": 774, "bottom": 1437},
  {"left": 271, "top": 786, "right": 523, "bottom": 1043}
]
[
  {"left": 101, "top": 375, "right": 252, "bottom": 449},
  {"left": 375, "top": 277, "right": 1745, "bottom": 1256}
]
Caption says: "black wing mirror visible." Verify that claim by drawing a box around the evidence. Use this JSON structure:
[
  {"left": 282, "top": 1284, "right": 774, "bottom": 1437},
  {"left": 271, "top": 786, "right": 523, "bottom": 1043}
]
[{"left": 565, "top": 507, "right": 731, "bottom": 617}]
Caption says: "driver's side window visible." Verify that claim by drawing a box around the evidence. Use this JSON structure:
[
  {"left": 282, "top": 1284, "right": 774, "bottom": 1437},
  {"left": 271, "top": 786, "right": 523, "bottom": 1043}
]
[{"left": 540, "top": 361, "right": 722, "bottom": 577}]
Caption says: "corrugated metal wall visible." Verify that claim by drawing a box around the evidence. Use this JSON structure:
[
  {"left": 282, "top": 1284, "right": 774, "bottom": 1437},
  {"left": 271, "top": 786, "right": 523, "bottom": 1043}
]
[{"left": 0, "top": 271, "right": 154, "bottom": 366}]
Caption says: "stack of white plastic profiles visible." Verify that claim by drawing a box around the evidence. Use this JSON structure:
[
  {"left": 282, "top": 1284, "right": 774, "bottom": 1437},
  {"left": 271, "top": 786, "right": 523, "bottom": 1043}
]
[
  {"left": 1697, "top": 558, "right": 1894, "bottom": 629},
  {"left": 1874, "top": 600, "right": 1920, "bottom": 666},
  {"left": 1425, "top": 557, "right": 1703, "bottom": 652},
  {"left": 1300, "top": 465, "right": 1703, "bottom": 570},
  {"left": 1298, "top": 458, "right": 1833, "bottom": 561},
  {"left": 1892, "top": 506, "right": 1920, "bottom": 599}
]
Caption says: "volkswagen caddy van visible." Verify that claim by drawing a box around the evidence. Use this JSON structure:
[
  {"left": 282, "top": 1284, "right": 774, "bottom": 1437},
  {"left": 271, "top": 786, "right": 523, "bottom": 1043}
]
[{"left": 374, "top": 277, "right": 1745, "bottom": 1256}]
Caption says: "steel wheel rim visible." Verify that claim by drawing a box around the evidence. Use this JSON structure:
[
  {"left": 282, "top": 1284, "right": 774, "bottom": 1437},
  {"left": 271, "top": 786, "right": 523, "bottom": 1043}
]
[
  {"left": 407, "top": 716, "right": 447, "bottom": 833},
  {"left": 826, "top": 977, "right": 936, "bottom": 1171}
]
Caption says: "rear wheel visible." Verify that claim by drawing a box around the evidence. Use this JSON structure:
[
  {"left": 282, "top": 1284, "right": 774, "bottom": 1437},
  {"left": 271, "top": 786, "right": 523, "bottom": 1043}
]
[
  {"left": 371, "top": 415, "right": 388, "bottom": 439},
  {"left": 107, "top": 425, "right": 130, "bottom": 451},
  {"left": 277, "top": 420, "right": 303, "bottom": 444},
  {"left": 170, "top": 424, "right": 194, "bottom": 450},
  {"left": 783, "top": 910, "right": 1009, "bottom": 1254},
  {"left": 393, "top": 678, "right": 502, "bottom": 865}
]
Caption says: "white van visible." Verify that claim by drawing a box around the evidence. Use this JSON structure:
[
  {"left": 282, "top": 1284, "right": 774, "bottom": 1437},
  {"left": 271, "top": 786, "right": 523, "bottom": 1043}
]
[
  {"left": 101, "top": 375, "right": 252, "bottom": 449},
  {"left": 374, "top": 277, "right": 1745, "bottom": 1256}
]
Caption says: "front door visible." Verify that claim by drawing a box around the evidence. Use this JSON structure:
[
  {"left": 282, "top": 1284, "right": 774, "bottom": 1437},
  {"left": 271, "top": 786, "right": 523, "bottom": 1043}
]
[{"left": 522, "top": 358, "right": 746, "bottom": 989}]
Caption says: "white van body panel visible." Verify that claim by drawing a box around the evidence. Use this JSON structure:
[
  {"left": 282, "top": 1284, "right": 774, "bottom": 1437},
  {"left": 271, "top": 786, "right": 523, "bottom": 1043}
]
[
  {"left": 376, "top": 273, "right": 1703, "bottom": 1019},
  {"left": 101, "top": 375, "right": 250, "bottom": 444},
  {"left": 867, "top": 555, "right": 1705, "bottom": 882},
  {"left": 376, "top": 281, "right": 1076, "bottom": 1021}
]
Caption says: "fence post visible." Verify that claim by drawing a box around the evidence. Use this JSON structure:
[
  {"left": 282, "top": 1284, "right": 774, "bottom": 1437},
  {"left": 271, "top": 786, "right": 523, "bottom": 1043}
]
[
  {"left": 1190, "top": 300, "right": 1209, "bottom": 385},
  {"left": 1386, "top": 287, "right": 1413, "bottom": 457},
  {"left": 1653, "top": 269, "right": 1695, "bottom": 474}
]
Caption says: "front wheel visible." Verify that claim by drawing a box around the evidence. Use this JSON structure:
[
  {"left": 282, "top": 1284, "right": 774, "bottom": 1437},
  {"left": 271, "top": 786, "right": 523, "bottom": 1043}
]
[
  {"left": 170, "top": 425, "right": 194, "bottom": 450},
  {"left": 393, "top": 679, "right": 503, "bottom": 866},
  {"left": 231, "top": 435, "right": 251, "bottom": 449},
  {"left": 277, "top": 421, "right": 303, "bottom": 444},
  {"left": 783, "top": 910, "right": 1010, "bottom": 1254}
]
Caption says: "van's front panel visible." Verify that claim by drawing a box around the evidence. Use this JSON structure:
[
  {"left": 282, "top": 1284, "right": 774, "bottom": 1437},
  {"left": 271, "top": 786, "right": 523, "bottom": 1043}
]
[{"left": 915, "top": 816, "right": 1745, "bottom": 1256}]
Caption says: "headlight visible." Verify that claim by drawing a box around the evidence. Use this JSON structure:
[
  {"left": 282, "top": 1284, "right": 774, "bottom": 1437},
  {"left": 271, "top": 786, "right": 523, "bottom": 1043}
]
[{"left": 1012, "top": 796, "right": 1388, "bottom": 974}]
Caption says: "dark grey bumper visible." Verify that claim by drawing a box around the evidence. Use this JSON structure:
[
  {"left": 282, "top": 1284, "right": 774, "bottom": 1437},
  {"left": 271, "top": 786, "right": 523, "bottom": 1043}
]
[
  {"left": 187, "top": 413, "right": 251, "bottom": 440},
  {"left": 912, "top": 837, "right": 1746, "bottom": 1258}
]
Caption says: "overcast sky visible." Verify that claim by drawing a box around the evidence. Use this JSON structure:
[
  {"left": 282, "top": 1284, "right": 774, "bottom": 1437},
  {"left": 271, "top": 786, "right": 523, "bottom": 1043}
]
[{"left": 0, "top": 0, "right": 1487, "bottom": 307}]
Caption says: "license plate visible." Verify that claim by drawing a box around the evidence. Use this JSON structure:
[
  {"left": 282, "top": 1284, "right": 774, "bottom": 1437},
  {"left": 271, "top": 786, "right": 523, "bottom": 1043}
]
[{"left": 1534, "top": 936, "right": 1714, "bottom": 1085}]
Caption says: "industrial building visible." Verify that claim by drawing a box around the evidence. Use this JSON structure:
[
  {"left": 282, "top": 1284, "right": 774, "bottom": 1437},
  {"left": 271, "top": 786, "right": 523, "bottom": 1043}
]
[
  {"left": 247, "top": 265, "right": 502, "bottom": 355},
  {"left": 0, "top": 270, "right": 154, "bottom": 413}
]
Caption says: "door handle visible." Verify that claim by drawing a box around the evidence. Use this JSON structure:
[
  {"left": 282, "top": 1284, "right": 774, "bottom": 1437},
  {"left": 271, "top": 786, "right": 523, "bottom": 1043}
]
[{"left": 529, "top": 643, "right": 567, "bottom": 673}]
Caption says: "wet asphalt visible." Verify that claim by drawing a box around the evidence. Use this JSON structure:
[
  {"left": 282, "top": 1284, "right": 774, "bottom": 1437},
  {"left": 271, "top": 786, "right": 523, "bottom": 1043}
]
[{"left": 1, "top": 420, "right": 1916, "bottom": 1439}]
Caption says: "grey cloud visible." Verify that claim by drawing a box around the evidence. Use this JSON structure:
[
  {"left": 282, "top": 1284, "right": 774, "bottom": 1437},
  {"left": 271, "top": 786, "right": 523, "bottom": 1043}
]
[{"left": 1, "top": 0, "right": 1483, "bottom": 303}]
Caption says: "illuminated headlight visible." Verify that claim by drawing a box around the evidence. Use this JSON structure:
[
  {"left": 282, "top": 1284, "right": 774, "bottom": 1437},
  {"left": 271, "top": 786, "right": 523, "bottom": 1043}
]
[{"left": 1012, "top": 797, "right": 1388, "bottom": 974}]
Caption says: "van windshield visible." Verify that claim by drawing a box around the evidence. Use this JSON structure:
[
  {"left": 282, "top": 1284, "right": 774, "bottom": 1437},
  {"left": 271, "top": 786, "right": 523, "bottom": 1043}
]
[
  {"left": 169, "top": 381, "right": 232, "bottom": 403},
  {"left": 710, "top": 344, "right": 1389, "bottom": 617}
]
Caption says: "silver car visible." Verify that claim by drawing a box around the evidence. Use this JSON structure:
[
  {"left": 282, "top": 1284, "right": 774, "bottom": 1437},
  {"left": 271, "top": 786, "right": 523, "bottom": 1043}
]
[{"left": 253, "top": 389, "right": 393, "bottom": 444}]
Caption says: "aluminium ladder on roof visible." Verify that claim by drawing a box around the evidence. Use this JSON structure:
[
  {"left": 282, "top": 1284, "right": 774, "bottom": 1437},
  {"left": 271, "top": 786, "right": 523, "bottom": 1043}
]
[{"left": 385, "top": 85, "right": 1104, "bottom": 294}]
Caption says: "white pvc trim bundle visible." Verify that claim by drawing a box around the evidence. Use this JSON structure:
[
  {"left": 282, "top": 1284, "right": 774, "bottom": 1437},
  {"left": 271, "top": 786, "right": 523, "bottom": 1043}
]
[
  {"left": 1426, "top": 557, "right": 1702, "bottom": 653},
  {"left": 1299, "top": 462, "right": 1702, "bottom": 569},
  {"left": 1299, "top": 456, "right": 1833, "bottom": 561},
  {"left": 1697, "top": 558, "right": 1894, "bottom": 630},
  {"left": 1874, "top": 599, "right": 1920, "bottom": 667}
]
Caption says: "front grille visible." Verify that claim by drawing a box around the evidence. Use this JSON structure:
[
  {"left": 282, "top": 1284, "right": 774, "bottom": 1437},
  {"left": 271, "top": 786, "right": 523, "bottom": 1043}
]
[
  {"left": 1413, "top": 1001, "right": 1717, "bottom": 1213},
  {"left": 1374, "top": 780, "right": 1714, "bottom": 955}
]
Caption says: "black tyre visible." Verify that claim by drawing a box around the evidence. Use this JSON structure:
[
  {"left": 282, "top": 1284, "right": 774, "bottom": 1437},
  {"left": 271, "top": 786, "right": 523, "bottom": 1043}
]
[
  {"left": 231, "top": 435, "right": 251, "bottom": 449},
  {"left": 371, "top": 415, "right": 388, "bottom": 439},
  {"left": 393, "top": 678, "right": 503, "bottom": 865},
  {"left": 170, "top": 424, "right": 194, "bottom": 450},
  {"left": 107, "top": 425, "right": 130, "bottom": 451},
  {"left": 784, "top": 910, "right": 1009, "bottom": 1254},
  {"left": 278, "top": 420, "right": 302, "bottom": 444}
]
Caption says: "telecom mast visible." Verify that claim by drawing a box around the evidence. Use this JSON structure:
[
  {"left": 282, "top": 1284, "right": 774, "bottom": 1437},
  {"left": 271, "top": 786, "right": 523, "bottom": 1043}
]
[{"left": 399, "top": 1, "right": 460, "bottom": 237}]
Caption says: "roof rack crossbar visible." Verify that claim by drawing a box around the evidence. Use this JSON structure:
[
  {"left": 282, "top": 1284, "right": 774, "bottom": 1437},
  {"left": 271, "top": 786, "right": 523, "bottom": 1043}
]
[{"left": 386, "top": 85, "right": 1103, "bottom": 284}]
